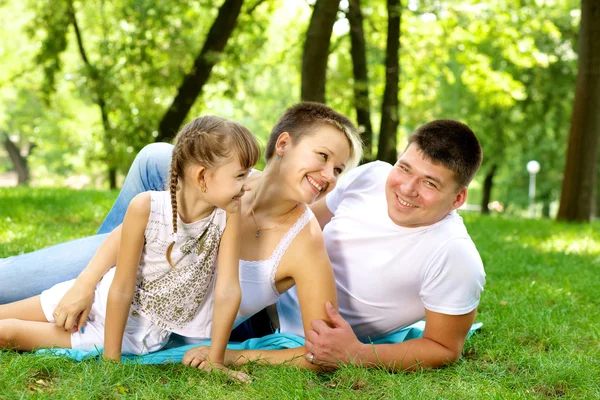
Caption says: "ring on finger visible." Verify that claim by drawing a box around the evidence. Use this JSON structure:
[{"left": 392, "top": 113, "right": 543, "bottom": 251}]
[
  {"left": 53, "top": 312, "right": 60, "bottom": 317},
  {"left": 307, "top": 354, "right": 315, "bottom": 364}
]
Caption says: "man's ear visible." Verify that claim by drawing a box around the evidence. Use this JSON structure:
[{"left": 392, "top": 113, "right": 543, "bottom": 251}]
[
  {"left": 275, "top": 132, "right": 292, "bottom": 155},
  {"left": 451, "top": 187, "right": 468, "bottom": 210}
]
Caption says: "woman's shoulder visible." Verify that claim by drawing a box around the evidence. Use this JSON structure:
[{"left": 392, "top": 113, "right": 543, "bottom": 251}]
[{"left": 283, "top": 208, "right": 328, "bottom": 262}]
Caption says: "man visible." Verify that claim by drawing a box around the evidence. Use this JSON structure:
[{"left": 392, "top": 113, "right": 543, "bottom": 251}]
[{"left": 276, "top": 119, "right": 485, "bottom": 371}]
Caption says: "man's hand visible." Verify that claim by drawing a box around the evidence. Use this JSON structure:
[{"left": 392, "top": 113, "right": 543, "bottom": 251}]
[
  {"left": 53, "top": 282, "right": 95, "bottom": 332},
  {"left": 304, "top": 301, "right": 366, "bottom": 367}
]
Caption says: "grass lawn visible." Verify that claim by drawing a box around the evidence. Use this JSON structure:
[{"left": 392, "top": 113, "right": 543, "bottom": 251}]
[{"left": 1, "top": 187, "right": 599, "bottom": 399}]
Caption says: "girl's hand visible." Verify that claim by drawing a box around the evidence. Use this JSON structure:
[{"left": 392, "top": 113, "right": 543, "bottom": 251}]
[
  {"left": 197, "top": 360, "right": 251, "bottom": 384},
  {"left": 182, "top": 345, "right": 211, "bottom": 366},
  {"left": 53, "top": 281, "right": 95, "bottom": 332}
]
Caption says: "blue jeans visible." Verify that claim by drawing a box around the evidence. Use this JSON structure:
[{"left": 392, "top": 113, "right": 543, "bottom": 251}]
[{"left": 0, "top": 143, "right": 174, "bottom": 304}]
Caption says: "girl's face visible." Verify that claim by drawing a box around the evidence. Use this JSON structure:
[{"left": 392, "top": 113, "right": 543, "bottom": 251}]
[
  {"left": 204, "top": 155, "right": 251, "bottom": 213},
  {"left": 277, "top": 124, "right": 351, "bottom": 204}
]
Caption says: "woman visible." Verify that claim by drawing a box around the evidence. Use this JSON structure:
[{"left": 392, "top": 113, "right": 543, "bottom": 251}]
[{"left": 0, "top": 102, "right": 363, "bottom": 370}]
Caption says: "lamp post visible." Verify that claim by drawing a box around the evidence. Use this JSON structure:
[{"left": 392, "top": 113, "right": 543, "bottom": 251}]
[{"left": 527, "top": 160, "right": 540, "bottom": 218}]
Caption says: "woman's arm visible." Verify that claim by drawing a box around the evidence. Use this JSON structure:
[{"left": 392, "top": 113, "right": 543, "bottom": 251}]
[
  {"left": 53, "top": 225, "right": 123, "bottom": 331},
  {"left": 103, "top": 193, "right": 149, "bottom": 361},
  {"left": 185, "top": 220, "right": 338, "bottom": 371}
]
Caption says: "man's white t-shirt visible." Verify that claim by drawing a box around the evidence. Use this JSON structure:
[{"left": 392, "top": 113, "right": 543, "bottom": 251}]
[{"left": 276, "top": 161, "right": 486, "bottom": 340}]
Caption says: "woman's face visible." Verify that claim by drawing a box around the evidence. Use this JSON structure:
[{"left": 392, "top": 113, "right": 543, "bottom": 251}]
[{"left": 277, "top": 124, "right": 351, "bottom": 204}]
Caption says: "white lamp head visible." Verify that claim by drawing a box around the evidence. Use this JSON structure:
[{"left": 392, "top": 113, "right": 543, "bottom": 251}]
[{"left": 527, "top": 160, "right": 540, "bottom": 174}]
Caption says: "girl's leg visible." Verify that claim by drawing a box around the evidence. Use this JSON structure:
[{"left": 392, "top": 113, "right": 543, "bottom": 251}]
[
  {"left": 0, "top": 296, "right": 46, "bottom": 321},
  {"left": 0, "top": 295, "right": 71, "bottom": 350},
  {"left": 0, "top": 234, "right": 108, "bottom": 304},
  {"left": 0, "top": 320, "right": 71, "bottom": 350},
  {"left": 97, "top": 142, "right": 173, "bottom": 234}
]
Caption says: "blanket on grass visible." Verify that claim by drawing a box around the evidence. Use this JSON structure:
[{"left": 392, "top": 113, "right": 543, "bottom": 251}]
[{"left": 37, "top": 321, "right": 483, "bottom": 364}]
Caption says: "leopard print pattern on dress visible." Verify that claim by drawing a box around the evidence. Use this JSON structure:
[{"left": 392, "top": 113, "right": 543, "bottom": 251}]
[{"left": 132, "top": 221, "right": 221, "bottom": 331}]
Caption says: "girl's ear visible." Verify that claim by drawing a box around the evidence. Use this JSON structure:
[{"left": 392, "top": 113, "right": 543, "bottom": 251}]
[
  {"left": 275, "top": 132, "right": 292, "bottom": 155},
  {"left": 193, "top": 165, "right": 207, "bottom": 185}
]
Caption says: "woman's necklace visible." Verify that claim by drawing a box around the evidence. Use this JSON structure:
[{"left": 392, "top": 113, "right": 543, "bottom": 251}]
[{"left": 250, "top": 190, "right": 299, "bottom": 238}]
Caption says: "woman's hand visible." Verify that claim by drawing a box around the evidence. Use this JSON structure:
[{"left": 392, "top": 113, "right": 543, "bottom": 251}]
[
  {"left": 197, "top": 360, "right": 251, "bottom": 384},
  {"left": 53, "top": 281, "right": 95, "bottom": 332},
  {"left": 183, "top": 346, "right": 242, "bottom": 366},
  {"left": 183, "top": 347, "right": 250, "bottom": 383}
]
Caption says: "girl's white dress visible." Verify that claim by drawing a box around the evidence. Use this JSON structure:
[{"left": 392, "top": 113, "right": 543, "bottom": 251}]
[{"left": 40, "top": 191, "right": 226, "bottom": 355}]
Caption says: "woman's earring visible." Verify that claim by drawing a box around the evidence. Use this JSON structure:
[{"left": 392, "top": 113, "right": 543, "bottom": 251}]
[
  {"left": 277, "top": 152, "right": 282, "bottom": 161},
  {"left": 201, "top": 182, "right": 207, "bottom": 193}
]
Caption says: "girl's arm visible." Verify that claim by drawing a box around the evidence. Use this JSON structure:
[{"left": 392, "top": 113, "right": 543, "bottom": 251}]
[
  {"left": 54, "top": 225, "right": 123, "bottom": 331},
  {"left": 103, "top": 193, "right": 150, "bottom": 361},
  {"left": 201, "top": 211, "right": 245, "bottom": 379}
]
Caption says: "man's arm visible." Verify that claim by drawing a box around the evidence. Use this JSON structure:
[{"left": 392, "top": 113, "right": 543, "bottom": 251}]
[
  {"left": 309, "top": 198, "right": 334, "bottom": 230},
  {"left": 305, "top": 303, "right": 476, "bottom": 371}
]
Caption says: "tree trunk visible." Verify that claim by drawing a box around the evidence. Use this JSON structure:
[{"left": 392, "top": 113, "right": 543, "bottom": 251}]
[
  {"left": 377, "top": 0, "right": 401, "bottom": 164},
  {"left": 97, "top": 96, "right": 119, "bottom": 189},
  {"left": 557, "top": 0, "right": 600, "bottom": 222},
  {"left": 542, "top": 198, "right": 551, "bottom": 218},
  {"left": 156, "top": 0, "right": 245, "bottom": 142},
  {"left": 480, "top": 164, "right": 497, "bottom": 215},
  {"left": 595, "top": 144, "right": 600, "bottom": 218},
  {"left": 3, "top": 136, "right": 30, "bottom": 185},
  {"left": 108, "top": 166, "right": 117, "bottom": 190},
  {"left": 347, "top": 0, "right": 373, "bottom": 160},
  {"left": 301, "top": 0, "right": 340, "bottom": 103},
  {"left": 70, "top": 3, "right": 118, "bottom": 189}
]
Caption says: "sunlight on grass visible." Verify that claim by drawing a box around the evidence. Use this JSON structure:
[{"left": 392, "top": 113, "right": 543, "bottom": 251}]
[{"left": 536, "top": 235, "right": 599, "bottom": 255}]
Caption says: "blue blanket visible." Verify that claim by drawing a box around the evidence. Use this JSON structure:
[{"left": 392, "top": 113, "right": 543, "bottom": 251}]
[{"left": 37, "top": 321, "right": 482, "bottom": 364}]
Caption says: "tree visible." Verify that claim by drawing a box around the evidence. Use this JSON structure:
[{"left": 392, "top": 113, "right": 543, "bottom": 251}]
[
  {"left": 557, "top": 0, "right": 600, "bottom": 222},
  {"left": 68, "top": 1, "right": 118, "bottom": 188},
  {"left": 301, "top": 0, "right": 341, "bottom": 103},
  {"left": 156, "top": 0, "right": 245, "bottom": 141},
  {"left": 347, "top": 0, "right": 374, "bottom": 159},
  {"left": 2, "top": 133, "right": 33, "bottom": 185},
  {"left": 376, "top": 0, "right": 401, "bottom": 164}
]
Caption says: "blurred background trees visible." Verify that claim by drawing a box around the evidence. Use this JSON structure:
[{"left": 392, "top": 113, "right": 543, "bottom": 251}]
[{"left": 0, "top": 0, "right": 597, "bottom": 221}]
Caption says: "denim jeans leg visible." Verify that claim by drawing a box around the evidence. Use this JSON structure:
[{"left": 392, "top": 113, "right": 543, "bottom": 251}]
[
  {"left": 97, "top": 143, "right": 174, "bottom": 234},
  {"left": 0, "top": 234, "right": 109, "bottom": 303}
]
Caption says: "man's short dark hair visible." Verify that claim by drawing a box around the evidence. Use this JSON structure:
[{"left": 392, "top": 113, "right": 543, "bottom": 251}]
[{"left": 406, "top": 120, "right": 482, "bottom": 188}]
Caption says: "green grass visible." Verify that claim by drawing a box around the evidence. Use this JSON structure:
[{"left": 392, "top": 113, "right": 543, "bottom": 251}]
[{"left": 1, "top": 187, "right": 599, "bottom": 399}]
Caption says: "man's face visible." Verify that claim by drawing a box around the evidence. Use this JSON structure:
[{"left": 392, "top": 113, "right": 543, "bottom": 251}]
[{"left": 385, "top": 144, "right": 467, "bottom": 228}]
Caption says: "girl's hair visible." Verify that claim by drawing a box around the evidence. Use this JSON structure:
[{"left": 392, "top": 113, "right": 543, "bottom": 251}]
[
  {"left": 166, "top": 115, "right": 260, "bottom": 267},
  {"left": 265, "top": 102, "right": 363, "bottom": 170}
]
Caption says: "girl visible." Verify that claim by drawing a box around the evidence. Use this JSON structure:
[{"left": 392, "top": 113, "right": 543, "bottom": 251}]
[{"left": 0, "top": 116, "right": 260, "bottom": 379}]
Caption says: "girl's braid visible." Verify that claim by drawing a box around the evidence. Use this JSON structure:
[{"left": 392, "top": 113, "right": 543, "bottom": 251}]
[{"left": 166, "top": 144, "right": 182, "bottom": 268}]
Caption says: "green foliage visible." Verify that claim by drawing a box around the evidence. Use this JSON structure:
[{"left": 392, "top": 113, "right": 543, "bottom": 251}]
[
  {"left": 1, "top": 189, "right": 599, "bottom": 398},
  {"left": 26, "top": 0, "right": 71, "bottom": 99},
  {"left": 0, "top": 0, "right": 587, "bottom": 213}
]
